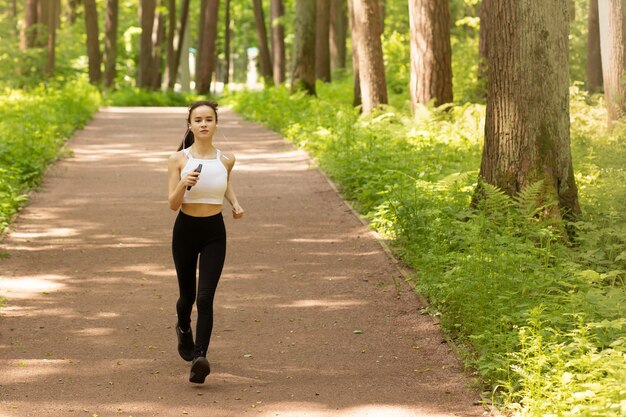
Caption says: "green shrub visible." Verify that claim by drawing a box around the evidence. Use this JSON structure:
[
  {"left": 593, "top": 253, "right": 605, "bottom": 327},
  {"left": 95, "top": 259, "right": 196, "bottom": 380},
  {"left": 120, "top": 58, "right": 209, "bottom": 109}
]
[
  {"left": 226, "top": 78, "right": 625, "bottom": 416},
  {"left": 0, "top": 78, "right": 100, "bottom": 233}
]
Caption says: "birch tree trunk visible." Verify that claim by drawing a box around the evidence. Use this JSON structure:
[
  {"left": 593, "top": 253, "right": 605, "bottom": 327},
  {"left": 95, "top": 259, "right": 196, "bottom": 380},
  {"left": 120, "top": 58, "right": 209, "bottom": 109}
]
[{"left": 478, "top": 0, "right": 580, "bottom": 220}]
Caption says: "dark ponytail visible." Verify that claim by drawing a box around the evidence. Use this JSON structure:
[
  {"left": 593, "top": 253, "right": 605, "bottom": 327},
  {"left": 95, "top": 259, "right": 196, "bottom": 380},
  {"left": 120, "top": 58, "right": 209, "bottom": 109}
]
[{"left": 177, "top": 100, "right": 219, "bottom": 151}]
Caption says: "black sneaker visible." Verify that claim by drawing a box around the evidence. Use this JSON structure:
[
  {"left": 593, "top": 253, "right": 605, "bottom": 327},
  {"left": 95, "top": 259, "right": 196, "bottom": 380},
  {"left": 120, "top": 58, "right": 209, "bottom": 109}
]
[
  {"left": 189, "top": 356, "right": 210, "bottom": 384},
  {"left": 175, "top": 324, "right": 194, "bottom": 362}
]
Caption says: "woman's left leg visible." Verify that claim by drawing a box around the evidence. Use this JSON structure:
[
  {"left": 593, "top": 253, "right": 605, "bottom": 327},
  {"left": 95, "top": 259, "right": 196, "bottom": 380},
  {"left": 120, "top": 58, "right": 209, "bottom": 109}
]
[{"left": 194, "top": 221, "right": 226, "bottom": 358}]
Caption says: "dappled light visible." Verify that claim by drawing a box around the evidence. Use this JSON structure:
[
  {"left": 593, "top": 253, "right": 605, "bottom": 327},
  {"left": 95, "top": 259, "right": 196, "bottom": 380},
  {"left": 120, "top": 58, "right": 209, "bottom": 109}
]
[{"left": 0, "top": 107, "right": 482, "bottom": 416}]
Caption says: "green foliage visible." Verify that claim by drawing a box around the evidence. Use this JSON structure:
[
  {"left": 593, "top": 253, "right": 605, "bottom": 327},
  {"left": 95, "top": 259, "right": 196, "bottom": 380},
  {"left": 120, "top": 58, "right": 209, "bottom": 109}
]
[
  {"left": 0, "top": 79, "right": 100, "bottom": 233},
  {"left": 226, "top": 76, "right": 625, "bottom": 416}
]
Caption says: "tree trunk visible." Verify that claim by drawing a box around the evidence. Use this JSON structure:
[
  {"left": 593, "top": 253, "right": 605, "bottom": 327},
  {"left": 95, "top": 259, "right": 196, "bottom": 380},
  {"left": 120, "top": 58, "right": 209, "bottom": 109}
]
[
  {"left": 316, "top": 0, "right": 331, "bottom": 82},
  {"left": 20, "top": 0, "right": 38, "bottom": 50},
  {"left": 169, "top": 0, "right": 190, "bottom": 90},
  {"left": 587, "top": 0, "right": 603, "bottom": 93},
  {"left": 270, "top": 0, "right": 286, "bottom": 85},
  {"left": 291, "top": 0, "right": 317, "bottom": 95},
  {"left": 180, "top": 11, "right": 191, "bottom": 92},
  {"left": 164, "top": 0, "right": 176, "bottom": 89},
  {"left": 46, "top": 0, "right": 59, "bottom": 76},
  {"left": 196, "top": 0, "right": 219, "bottom": 94},
  {"left": 37, "top": 0, "right": 50, "bottom": 47},
  {"left": 347, "top": 0, "right": 361, "bottom": 107},
  {"left": 139, "top": 0, "right": 156, "bottom": 88},
  {"left": 224, "top": 0, "right": 232, "bottom": 85},
  {"left": 104, "top": 0, "right": 119, "bottom": 89},
  {"left": 379, "top": 0, "right": 385, "bottom": 34},
  {"left": 478, "top": 0, "right": 580, "bottom": 220},
  {"left": 598, "top": 0, "right": 626, "bottom": 125},
  {"left": 409, "top": 0, "right": 453, "bottom": 110},
  {"left": 252, "top": 0, "right": 273, "bottom": 85},
  {"left": 11, "top": 0, "right": 19, "bottom": 35},
  {"left": 68, "top": 0, "right": 79, "bottom": 24},
  {"left": 84, "top": 0, "right": 102, "bottom": 84},
  {"left": 351, "top": 0, "right": 387, "bottom": 113},
  {"left": 151, "top": 2, "right": 166, "bottom": 89},
  {"left": 478, "top": 0, "right": 489, "bottom": 83},
  {"left": 330, "top": 0, "right": 347, "bottom": 70}
]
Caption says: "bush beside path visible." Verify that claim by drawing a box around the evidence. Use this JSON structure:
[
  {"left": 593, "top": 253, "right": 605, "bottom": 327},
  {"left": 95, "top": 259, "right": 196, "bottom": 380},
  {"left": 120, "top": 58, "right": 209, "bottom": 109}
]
[{"left": 0, "top": 107, "right": 484, "bottom": 417}]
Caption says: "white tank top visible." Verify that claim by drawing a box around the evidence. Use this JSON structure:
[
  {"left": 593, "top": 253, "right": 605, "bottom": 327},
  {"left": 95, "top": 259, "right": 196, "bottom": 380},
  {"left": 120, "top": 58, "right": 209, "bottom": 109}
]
[{"left": 180, "top": 148, "right": 228, "bottom": 205}]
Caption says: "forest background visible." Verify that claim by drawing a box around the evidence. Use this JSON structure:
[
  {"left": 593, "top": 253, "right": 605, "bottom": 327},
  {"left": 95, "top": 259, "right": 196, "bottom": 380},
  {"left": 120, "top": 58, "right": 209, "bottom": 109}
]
[{"left": 0, "top": 0, "right": 624, "bottom": 416}]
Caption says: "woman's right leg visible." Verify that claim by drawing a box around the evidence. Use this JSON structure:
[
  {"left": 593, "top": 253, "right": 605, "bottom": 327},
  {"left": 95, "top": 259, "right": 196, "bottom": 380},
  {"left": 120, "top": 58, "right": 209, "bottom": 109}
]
[{"left": 172, "top": 212, "right": 199, "bottom": 331}]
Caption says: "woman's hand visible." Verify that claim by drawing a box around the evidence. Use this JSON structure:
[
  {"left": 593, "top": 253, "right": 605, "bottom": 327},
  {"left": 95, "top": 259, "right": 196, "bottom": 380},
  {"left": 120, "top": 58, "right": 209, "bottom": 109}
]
[
  {"left": 232, "top": 203, "right": 244, "bottom": 219},
  {"left": 181, "top": 170, "right": 200, "bottom": 190}
]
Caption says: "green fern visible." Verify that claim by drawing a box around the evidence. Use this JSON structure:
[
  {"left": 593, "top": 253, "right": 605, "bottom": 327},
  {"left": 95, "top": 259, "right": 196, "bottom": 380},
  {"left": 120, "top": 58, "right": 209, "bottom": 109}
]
[
  {"left": 477, "top": 181, "right": 514, "bottom": 218},
  {"left": 515, "top": 180, "right": 545, "bottom": 218}
]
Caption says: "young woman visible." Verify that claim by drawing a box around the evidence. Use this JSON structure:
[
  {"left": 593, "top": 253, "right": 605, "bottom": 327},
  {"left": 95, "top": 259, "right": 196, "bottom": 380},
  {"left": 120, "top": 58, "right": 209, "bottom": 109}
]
[{"left": 167, "top": 101, "right": 244, "bottom": 384}]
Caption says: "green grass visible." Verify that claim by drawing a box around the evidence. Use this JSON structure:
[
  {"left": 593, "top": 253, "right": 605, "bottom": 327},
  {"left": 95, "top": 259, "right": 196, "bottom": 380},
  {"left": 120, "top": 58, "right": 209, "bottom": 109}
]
[
  {"left": 0, "top": 78, "right": 100, "bottom": 234},
  {"left": 224, "top": 80, "right": 625, "bottom": 416}
]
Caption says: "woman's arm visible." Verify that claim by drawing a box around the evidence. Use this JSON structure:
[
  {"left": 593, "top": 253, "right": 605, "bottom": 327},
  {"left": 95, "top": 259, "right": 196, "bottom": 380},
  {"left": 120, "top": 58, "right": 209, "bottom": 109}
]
[
  {"left": 222, "top": 152, "right": 244, "bottom": 219},
  {"left": 168, "top": 153, "right": 199, "bottom": 211}
]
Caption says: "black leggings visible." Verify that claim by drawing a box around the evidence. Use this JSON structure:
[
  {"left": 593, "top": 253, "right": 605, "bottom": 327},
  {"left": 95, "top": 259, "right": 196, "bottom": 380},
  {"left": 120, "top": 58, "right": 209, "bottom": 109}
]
[{"left": 172, "top": 210, "right": 226, "bottom": 357}]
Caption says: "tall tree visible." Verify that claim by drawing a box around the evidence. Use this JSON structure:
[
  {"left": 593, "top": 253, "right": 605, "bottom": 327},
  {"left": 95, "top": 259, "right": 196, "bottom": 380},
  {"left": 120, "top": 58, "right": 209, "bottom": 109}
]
[
  {"left": 478, "top": 0, "right": 490, "bottom": 83},
  {"left": 252, "top": 0, "right": 273, "bottom": 84},
  {"left": 68, "top": 0, "right": 79, "bottom": 24},
  {"left": 478, "top": 0, "right": 580, "bottom": 220},
  {"left": 151, "top": 2, "right": 167, "bottom": 89},
  {"left": 316, "top": 0, "right": 331, "bottom": 82},
  {"left": 330, "top": 0, "right": 347, "bottom": 70},
  {"left": 164, "top": 0, "right": 176, "bottom": 89},
  {"left": 291, "top": 0, "right": 317, "bottom": 94},
  {"left": 37, "top": 0, "right": 50, "bottom": 47},
  {"left": 84, "top": 0, "right": 102, "bottom": 84},
  {"left": 408, "top": 0, "right": 453, "bottom": 110},
  {"left": 196, "top": 0, "right": 219, "bottom": 94},
  {"left": 351, "top": 0, "right": 387, "bottom": 113},
  {"left": 224, "top": 0, "right": 232, "bottom": 85},
  {"left": 270, "top": 0, "right": 286, "bottom": 85},
  {"left": 587, "top": 0, "right": 603, "bottom": 93},
  {"left": 139, "top": 0, "right": 156, "bottom": 88},
  {"left": 46, "top": 0, "right": 59, "bottom": 76},
  {"left": 347, "top": 0, "right": 361, "bottom": 107},
  {"left": 598, "top": 0, "right": 626, "bottom": 125},
  {"left": 104, "top": 0, "right": 119, "bottom": 88},
  {"left": 20, "top": 0, "right": 38, "bottom": 50},
  {"left": 169, "top": 0, "right": 190, "bottom": 90}
]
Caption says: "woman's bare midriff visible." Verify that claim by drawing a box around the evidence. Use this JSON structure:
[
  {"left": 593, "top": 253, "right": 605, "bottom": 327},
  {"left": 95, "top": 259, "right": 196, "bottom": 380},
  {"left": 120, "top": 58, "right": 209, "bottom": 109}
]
[{"left": 181, "top": 203, "right": 223, "bottom": 217}]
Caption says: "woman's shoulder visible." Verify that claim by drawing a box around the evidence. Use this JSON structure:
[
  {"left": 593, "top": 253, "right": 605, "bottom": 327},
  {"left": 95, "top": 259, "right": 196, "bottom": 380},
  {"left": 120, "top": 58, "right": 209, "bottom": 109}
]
[
  {"left": 220, "top": 151, "right": 236, "bottom": 170},
  {"left": 168, "top": 149, "right": 187, "bottom": 165}
]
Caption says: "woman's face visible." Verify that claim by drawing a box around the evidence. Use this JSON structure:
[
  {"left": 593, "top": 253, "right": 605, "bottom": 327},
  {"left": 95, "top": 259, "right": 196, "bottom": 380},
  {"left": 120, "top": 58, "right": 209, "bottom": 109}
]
[{"left": 188, "top": 105, "right": 217, "bottom": 139}]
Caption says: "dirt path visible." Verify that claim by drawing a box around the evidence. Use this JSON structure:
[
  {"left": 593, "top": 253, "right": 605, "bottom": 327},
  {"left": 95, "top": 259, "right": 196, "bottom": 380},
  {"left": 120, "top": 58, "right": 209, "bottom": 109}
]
[{"left": 0, "top": 107, "right": 485, "bottom": 417}]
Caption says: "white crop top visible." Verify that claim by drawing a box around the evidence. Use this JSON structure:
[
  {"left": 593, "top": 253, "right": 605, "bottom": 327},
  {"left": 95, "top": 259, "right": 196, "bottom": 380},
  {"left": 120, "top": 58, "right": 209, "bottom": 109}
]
[{"left": 180, "top": 148, "right": 228, "bottom": 204}]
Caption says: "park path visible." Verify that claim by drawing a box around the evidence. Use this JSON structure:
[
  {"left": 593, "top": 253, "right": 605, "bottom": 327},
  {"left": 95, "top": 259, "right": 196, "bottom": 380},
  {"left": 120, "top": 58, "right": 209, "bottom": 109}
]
[{"left": 0, "top": 107, "right": 485, "bottom": 417}]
